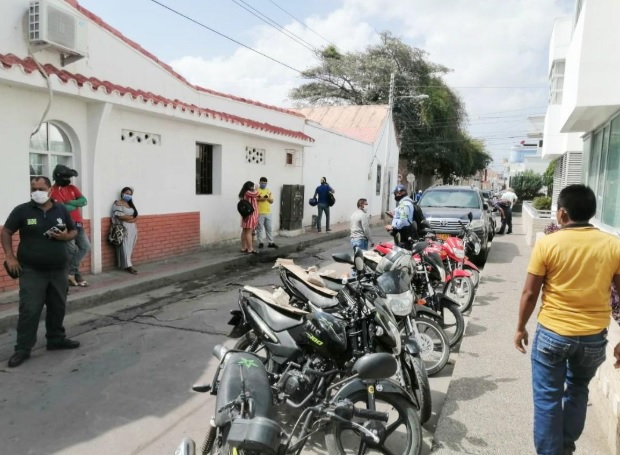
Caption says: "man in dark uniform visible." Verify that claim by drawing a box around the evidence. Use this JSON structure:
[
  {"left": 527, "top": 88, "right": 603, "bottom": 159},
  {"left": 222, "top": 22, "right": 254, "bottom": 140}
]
[
  {"left": 493, "top": 199, "right": 513, "bottom": 235},
  {"left": 1, "top": 176, "right": 80, "bottom": 368}
]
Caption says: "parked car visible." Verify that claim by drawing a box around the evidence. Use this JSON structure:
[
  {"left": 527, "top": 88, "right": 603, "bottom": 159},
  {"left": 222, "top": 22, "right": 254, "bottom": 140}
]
[
  {"left": 417, "top": 186, "right": 493, "bottom": 265},
  {"left": 480, "top": 190, "right": 502, "bottom": 234}
]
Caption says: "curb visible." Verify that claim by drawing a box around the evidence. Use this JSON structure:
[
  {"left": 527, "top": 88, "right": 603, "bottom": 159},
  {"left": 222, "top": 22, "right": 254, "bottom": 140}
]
[{"left": 0, "top": 228, "right": 352, "bottom": 334}]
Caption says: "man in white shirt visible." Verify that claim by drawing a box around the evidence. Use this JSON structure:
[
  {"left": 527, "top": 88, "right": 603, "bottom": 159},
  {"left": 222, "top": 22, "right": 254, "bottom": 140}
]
[
  {"left": 502, "top": 188, "right": 518, "bottom": 208},
  {"left": 350, "top": 198, "right": 373, "bottom": 250}
]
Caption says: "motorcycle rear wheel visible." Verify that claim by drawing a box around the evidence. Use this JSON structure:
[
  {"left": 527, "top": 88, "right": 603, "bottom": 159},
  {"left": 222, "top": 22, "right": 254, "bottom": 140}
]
[
  {"left": 233, "top": 332, "right": 276, "bottom": 374},
  {"left": 418, "top": 300, "right": 464, "bottom": 348},
  {"left": 324, "top": 390, "right": 422, "bottom": 455}
]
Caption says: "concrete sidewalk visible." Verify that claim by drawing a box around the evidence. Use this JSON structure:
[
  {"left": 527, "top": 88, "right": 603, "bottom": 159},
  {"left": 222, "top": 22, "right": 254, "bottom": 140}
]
[
  {"left": 431, "top": 217, "right": 610, "bottom": 454},
  {"left": 0, "top": 217, "right": 381, "bottom": 335}
]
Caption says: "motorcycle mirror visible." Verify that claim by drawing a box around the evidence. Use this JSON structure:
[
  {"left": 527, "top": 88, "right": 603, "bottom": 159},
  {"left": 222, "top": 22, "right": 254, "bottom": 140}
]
[
  {"left": 421, "top": 220, "right": 431, "bottom": 228},
  {"left": 332, "top": 252, "right": 354, "bottom": 265},
  {"left": 467, "top": 212, "right": 473, "bottom": 222},
  {"left": 212, "top": 344, "right": 229, "bottom": 361},
  {"left": 482, "top": 203, "right": 489, "bottom": 211},
  {"left": 174, "top": 438, "right": 196, "bottom": 455},
  {"left": 353, "top": 247, "right": 365, "bottom": 272}
]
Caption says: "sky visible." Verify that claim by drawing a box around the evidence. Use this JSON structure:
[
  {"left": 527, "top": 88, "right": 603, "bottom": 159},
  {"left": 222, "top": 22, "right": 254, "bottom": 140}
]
[{"left": 78, "top": 0, "right": 575, "bottom": 168}]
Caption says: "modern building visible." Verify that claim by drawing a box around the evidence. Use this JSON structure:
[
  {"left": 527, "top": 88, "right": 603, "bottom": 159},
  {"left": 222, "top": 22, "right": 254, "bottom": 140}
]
[{"left": 0, "top": 0, "right": 399, "bottom": 292}]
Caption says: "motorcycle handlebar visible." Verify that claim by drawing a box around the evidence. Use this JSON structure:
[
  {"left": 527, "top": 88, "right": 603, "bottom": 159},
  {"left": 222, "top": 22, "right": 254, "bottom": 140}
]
[{"left": 353, "top": 407, "right": 389, "bottom": 422}]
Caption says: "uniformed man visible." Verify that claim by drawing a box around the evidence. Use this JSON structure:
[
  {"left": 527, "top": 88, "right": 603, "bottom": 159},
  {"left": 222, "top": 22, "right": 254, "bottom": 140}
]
[
  {"left": 1, "top": 176, "right": 80, "bottom": 368},
  {"left": 385, "top": 184, "right": 418, "bottom": 249}
]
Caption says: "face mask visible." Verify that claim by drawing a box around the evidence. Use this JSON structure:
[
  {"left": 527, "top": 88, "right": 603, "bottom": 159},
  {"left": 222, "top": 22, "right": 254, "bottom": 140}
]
[
  {"left": 122, "top": 194, "right": 132, "bottom": 202},
  {"left": 259, "top": 183, "right": 267, "bottom": 189},
  {"left": 361, "top": 206, "right": 368, "bottom": 212},
  {"left": 394, "top": 194, "right": 405, "bottom": 202},
  {"left": 31, "top": 190, "right": 50, "bottom": 204}
]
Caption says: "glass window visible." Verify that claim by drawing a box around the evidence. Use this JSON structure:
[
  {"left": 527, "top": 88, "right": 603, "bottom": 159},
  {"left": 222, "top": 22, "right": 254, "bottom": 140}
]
[
  {"left": 29, "top": 122, "right": 72, "bottom": 178},
  {"left": 581, "top": 135, "right": 591, "bottom": 183},
  {"left": 588, "top": 130, "right": 602, "bottom": 192},
  {"left": 596, "top": 126, "right": 610, "bottom": 219},
  {"left": 602, "top": 117, "right": 620, "bottom": 227}
]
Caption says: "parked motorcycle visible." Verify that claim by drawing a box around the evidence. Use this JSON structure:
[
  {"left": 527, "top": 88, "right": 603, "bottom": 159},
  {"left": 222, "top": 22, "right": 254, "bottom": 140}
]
[{"left": 176, "top": 346, "right": 422, "bottom": 454}]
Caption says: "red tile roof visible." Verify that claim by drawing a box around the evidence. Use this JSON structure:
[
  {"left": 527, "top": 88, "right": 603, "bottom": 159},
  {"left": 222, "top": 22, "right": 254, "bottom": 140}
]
[
  {"left": 62, "top": 0, "right": 305, "bottom": 118},
  {"left": 0, "top": 53, "right": 313, "bottom": 142}
]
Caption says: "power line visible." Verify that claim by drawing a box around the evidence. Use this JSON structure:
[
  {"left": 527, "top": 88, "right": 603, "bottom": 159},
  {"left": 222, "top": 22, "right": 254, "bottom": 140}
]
[
  {"left": 230, "top": 0, "right": 319, "bottom": 53},
  {"left": 148, "top": 0, "right": 302, "bottom": 74},
  {"left": 265, "top": 0, "right": 339, "bottom": 50},
  {"left": 394, "top": 84, "right": 548, "bottom": 90}
]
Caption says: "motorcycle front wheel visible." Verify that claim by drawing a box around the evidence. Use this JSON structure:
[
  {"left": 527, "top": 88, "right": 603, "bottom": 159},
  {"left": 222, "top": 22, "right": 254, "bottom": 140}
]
[
  {"left": 443, "top": 276, "right": 475, "bottom": 313},
  {"left": 412, "top": 318, "right": 450, "bottom": 376},
  {"left": 324, "top": 389, "right": 422, "bottom": 455},
  {"left": 403, "top": 353, "right": 432, "bottom": 424}
]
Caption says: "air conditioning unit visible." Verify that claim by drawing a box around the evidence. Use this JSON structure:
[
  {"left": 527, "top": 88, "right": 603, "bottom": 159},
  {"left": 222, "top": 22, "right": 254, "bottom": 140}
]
[{"left": 28, "top": 0, "right": 88, "bottom": 66}]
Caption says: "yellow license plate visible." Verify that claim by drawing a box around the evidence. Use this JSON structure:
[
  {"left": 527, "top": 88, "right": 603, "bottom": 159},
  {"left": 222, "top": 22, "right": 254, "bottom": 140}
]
[{"left": 437, "top": 233, "right": 450, "bottom": 241}]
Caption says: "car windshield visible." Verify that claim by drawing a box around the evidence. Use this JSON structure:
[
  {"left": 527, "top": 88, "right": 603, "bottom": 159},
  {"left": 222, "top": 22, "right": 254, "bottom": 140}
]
[{"left": 419, "top": 190, "right": 480, "bottom": 209}]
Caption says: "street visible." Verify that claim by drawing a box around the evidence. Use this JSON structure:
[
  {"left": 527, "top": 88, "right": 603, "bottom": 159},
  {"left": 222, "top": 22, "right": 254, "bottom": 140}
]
[{"left": 0, "top": 229, "right": 454, "bottom": 455}]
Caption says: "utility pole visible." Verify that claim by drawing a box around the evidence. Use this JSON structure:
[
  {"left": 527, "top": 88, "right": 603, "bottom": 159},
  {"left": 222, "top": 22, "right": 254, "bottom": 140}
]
[{"left": 382, "top": 72, "right": 395, "bottom": 216}]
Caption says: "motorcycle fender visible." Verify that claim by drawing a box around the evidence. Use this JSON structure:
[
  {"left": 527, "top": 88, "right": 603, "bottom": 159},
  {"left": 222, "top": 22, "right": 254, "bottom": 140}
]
[
  {"left": 333, "top": 378, "right": 415, "bottom": 408},
  {"left": 402, "top": 337, "right": 420, "bottom": 356},
  {"left": 415, "top": 305, "right": 442, "bottom": 320},
  {"left": 463, "top": 260, "right": 479, "bottom": 271},
  {"left": 450, "top": 269, "right": 471, "bottom": 279}
]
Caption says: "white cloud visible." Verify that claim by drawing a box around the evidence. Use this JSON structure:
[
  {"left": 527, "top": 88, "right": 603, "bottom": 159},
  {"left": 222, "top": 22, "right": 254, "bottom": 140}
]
[{"left": 170, "top": 0, "right": 573, "bottom": 162}]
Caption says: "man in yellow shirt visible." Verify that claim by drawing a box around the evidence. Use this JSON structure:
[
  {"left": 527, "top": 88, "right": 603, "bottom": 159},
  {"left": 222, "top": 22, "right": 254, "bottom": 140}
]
[
  {"left": 514, "top": 184, "right": 620, "bottom": 455},
  {"left": 256, "top": 177, "right": 278, "bottom": 249}
]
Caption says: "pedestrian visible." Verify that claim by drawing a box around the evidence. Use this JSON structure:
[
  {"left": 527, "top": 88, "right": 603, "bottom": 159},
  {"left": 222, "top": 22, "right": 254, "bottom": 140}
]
[
  {"left": 385, "top": 184, "right": 417, "bottom": 249},
  {"left": 313, "top": 177, "right": 335, "bottom": 232},
  {"left": 493, "top": 199, "right": 513, "bottom": 234},
  {"left": 50, "top": 164, "right": 90, "bottom": 287},
  {"left": 111, "top": 187, "right": 139, "bottom": 274},
  {"left": 415, "top": 190, "right": 423, "bottom": 203},
  {"left": 1, "top": 176, "right": 80, "bottom": 368},
  {"left": 514, "top": 184, "right": 620, "bottom": 455},
  {"left": 502, "top": 187, "right": 518, "bottom": 208},
  {"left": 239, "top": 181, "right": 259, "bottom": 254},
  {"left": 256, "top": 177, "right": 278, "bottom": 249},
  {"left": 350, "top": 198, "right": 373, "bottom": 251}
]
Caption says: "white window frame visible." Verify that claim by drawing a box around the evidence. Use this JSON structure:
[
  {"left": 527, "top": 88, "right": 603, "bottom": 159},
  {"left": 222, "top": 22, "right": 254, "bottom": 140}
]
[{"left": 29, "top": 122, "right": 73, "bottom": 178}]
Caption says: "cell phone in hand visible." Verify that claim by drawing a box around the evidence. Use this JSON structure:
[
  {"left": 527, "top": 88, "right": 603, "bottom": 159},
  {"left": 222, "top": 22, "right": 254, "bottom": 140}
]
[{"left": 43, "top": 225, "right": 65, "bottom": 239}]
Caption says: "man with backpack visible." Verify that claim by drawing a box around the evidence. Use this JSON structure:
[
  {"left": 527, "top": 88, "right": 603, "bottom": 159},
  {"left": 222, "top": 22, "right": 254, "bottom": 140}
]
[
  {"left": 313, "top": 177, "right": 335, "bottom": 233},
  {"left": 385, "top": 185, "right": 418, "bottom": 249}
]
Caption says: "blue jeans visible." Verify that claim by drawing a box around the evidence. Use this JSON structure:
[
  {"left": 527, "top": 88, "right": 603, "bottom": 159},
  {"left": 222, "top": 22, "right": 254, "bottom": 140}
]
[
  {"left": 351, "top": 238, "right": 368, "bottom": 251},
  {"left": 68, "top": 225, "right": 91, "bottom": 276},
  {"left": 257, "top": 214, "right": 273, "bottom": 243},
  {"left": 317, "top": 204, "right": 330, "bottom": 231},
  {"left": 531, "top": 324, "right": 607, "bottom": 455}
]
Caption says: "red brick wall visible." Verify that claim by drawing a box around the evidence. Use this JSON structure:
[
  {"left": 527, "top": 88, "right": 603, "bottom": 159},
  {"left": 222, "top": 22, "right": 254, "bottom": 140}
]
[
  {"left": 0, "top": 220, "right": 93, "bottom": 293},
  {"left": 101, "top": 212, "right": 200, "bottom": 270}
]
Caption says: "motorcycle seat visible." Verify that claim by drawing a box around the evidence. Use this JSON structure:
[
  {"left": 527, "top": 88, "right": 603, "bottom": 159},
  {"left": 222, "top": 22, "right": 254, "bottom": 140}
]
[
  {"left": 277, "top": 262, "right": 338, "bottom": 296},
  {"left": 215, "top": 352, "right": 274, "bottom": 427},
  {"left": 289, "top": 276, "right": 340, "bottom": 309},
  {"left": 247, "top": 295, "right": 304, "bottom": 332}
]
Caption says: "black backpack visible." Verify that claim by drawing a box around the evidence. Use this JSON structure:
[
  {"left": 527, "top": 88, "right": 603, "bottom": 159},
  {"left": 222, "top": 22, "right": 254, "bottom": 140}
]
[
  {"left": 327, "top": 192, "right": 336, "bottom": 207},
  {"left": 237, "top": 199, "right": 254, "bottom": 218}
]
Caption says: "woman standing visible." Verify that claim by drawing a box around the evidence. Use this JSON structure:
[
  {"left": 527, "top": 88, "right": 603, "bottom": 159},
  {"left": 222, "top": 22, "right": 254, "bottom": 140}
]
[
  {"left": 239, "top": 181, "right": 259, "bottom": 254},
  {"left": 111, "top": 187, "right": 139, "bottom": 274}
]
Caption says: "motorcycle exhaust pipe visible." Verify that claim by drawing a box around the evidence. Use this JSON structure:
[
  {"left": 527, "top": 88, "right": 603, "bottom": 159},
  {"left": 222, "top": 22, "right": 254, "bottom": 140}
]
[{"left": 212, "top": 344, "right": 229, "bottom": 361}]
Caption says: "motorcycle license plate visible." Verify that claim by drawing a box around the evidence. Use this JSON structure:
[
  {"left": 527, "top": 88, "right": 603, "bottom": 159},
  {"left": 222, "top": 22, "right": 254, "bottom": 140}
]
[{"left": 437, "top": 233, "right": 450, "bottom": 241}]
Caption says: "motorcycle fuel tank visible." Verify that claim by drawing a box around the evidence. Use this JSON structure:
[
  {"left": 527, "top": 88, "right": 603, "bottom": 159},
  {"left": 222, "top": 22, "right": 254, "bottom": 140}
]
[{"left": 292, "top": 310, "right": 348, "bottom": 360}]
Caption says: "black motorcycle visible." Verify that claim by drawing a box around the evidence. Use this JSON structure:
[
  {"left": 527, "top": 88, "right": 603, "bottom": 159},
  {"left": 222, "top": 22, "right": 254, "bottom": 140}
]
[{"left": 184, "top": 345, "right": 422, "bottom": 454}]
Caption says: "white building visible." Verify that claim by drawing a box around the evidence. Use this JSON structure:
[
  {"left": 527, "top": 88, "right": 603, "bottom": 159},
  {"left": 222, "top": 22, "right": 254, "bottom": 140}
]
[{"left": 0, "top": 0, "right": 399, "bottom": 292}]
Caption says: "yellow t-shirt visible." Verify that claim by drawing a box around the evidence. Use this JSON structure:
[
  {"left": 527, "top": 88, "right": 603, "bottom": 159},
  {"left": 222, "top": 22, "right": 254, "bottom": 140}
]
[
  {"left": 527, "top": 226, "right": 620, "bottom": 336},
  {"left": 257, "top": 188, "right": 272, "bottom": 214}
]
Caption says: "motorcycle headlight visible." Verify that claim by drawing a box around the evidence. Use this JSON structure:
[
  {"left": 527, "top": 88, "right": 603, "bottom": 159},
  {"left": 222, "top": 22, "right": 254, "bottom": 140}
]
[
  {"left": 474, "top": 242, "right": 481, "bottom": 255},
  {"left": 386, "top": 291, "right": 414, "bottom": 316},
  {"left": 454, "top": 248, "right": 465, "bottom": 259}
]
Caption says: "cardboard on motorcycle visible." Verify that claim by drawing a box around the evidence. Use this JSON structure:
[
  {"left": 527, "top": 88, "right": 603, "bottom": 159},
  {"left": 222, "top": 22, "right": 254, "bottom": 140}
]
[
  {"left": 272, "top": 259, "right": 338, "bottom": 296},
  {"left": 243, "top": 285, "right": 308, "bottom": 315}
]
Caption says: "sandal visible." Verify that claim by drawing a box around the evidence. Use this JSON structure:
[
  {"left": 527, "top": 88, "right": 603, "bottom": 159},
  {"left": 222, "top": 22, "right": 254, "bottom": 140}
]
[
  {"left": 125, "top": 267, "right": 138, "bottom": 275},
  {"left": 240, "top": 249, "right": 248, "bottom": 253},
  {"left": 74, "top": 274, "right": 89, "bottom": 287}
]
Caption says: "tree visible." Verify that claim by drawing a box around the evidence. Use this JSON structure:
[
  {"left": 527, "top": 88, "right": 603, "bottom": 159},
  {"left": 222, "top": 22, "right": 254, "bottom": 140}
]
[
  {"left": 511, "top": 170, "right": 544, "bottom": 201},
  {"left": 290, "top": 32, "right": 492, "bottom": 181},
  {"left": 542, "top": 159, "right": 556, "bottom": 197}
]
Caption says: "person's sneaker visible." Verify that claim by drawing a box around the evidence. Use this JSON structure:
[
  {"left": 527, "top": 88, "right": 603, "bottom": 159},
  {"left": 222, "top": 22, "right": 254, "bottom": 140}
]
[
  {"left": 268, "top": 243, "right": 279, "bottom": 249},
  {"left": 8, "top": 352, "right": 30, "bottom": 368},
  {"left": 258, "top": 243, "right": 264, "bottom": 248},
  {"left": 47, "top": 339, "right": 80, "bottom": 350}
]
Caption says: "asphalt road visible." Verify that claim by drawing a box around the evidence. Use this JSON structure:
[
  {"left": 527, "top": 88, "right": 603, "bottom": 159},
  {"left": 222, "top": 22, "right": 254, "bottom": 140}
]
[{"left": 0, "top": 228, "right": 455, "bottom": 455}]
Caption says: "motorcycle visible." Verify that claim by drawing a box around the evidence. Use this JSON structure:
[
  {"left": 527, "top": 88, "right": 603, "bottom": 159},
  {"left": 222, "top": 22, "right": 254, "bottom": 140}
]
[
  {"left": 231, "top": 248, "right": 435, "bottom": 422},
  {"left": 176, "top": 346, "right": 422, "bottom": 454}
]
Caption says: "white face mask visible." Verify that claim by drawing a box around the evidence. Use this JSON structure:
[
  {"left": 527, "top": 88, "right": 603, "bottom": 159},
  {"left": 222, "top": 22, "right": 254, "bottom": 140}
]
[{"left": 31, "top": 190, "right": 50, "bottom": 204}]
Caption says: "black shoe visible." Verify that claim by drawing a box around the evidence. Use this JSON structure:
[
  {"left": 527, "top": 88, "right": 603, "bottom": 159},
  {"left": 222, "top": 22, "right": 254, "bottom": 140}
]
[
  {"left": 326, "top": 228, "right": 332, "bottom": 232},
  {"left": 317, "top": 229, "right": 321, "bottom": 233},
  {"left": 8, "top": 352, "right": 30, "bottom": 368},
  {"left": 47, "top": 339, "right": 80, "bottom": 350},
  {"left": 268, "top": 243, "right": 279, "bottom": 249},
  {"left": 258, "top": 243, "right": 264, "bottom": 248},
  {"left": 506, "top": 231, "right": 512, "bottom": 234},
  {"left": 497, "top": 231, "right": 505, "bottom": 235}
]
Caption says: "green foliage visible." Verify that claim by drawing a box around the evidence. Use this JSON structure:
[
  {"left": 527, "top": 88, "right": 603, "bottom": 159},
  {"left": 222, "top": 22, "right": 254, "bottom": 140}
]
[
  {"left": 542, "top": 159, "right": 556, "bottom": 197},
  {"left": 532, "top": 196, "right": 552, "bottom": 211},
  {"left": 511, "top": 170, "right": 544, "bottom": 201},
  {"left": 290, "top": 32, "right": 492, "bottom": 181}
]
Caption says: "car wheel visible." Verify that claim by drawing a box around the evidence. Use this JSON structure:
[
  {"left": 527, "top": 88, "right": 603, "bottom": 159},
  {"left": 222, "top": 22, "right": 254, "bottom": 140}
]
[{"left": 472, "top": 240, "right": 489, "bottom": 267}]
